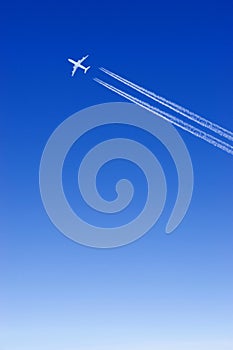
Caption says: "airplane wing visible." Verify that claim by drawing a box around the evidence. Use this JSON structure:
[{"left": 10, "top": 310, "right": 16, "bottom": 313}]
[
  {"left": 71, "top": 65, "right": 78, "bottom": 76},
  {"left": 78, "top": 55, "right": 89, "bottom": 64}
]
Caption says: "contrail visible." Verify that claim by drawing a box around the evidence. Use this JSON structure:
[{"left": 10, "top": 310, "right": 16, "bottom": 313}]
[
  {"left": 100, "top": 67, "right": 233, "bottom": 142},
  {"left": 94, "top": 78, "right": 233, "bottom": 155}
]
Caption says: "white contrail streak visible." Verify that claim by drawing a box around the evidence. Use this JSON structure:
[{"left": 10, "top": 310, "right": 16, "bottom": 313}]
[
  {"left": 100, "top": 67, "right": 233, "bottom": 142},
  {"left": 94, "top": 78, "right": 233, "bottom": 155}
]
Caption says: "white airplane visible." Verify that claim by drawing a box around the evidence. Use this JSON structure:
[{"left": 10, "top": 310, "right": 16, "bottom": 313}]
[{"left": 68, "top": 55, "right": 90, "bottom": 76}]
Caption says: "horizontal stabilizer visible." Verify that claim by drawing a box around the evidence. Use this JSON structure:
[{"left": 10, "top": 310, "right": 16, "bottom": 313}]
[{"left": 84, "top": 66, "right": 91, "bottom": 74}]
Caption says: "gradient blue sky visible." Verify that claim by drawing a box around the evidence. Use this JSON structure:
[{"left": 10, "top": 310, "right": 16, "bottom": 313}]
[{"left": 1, "top": 1, "right": 233, "bottom": 349}]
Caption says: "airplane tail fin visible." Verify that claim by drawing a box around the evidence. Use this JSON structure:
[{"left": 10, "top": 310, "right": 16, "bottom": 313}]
[{"left": 84, "top": 66, "right": 91, "bottom": 74}]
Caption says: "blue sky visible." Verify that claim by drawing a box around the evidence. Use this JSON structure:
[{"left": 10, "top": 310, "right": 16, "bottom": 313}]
[{"left": 1, "top": 0, "right": 233, "bottom": 349}]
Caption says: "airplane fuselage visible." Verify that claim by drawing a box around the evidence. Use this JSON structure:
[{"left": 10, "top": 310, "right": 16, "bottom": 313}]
[{"left": 68, "top": 58, "right": 77, "bottom": 65}]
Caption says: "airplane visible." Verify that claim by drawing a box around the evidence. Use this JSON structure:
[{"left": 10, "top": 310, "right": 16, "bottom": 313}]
[{"left": 68, "top": 55, "right": 90, "bottom": 76}]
